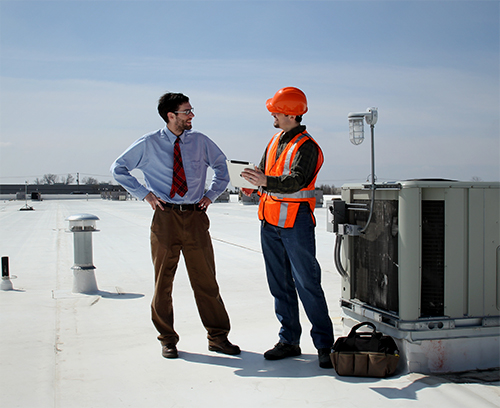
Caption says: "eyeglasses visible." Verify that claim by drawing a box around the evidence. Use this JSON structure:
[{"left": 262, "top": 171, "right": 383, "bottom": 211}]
[{"left": 173, "top": 108, "right": 195, "bottom": 115}]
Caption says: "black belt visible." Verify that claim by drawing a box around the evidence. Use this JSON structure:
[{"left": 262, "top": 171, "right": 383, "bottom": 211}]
[{"left": 164, "top": 202, "right": 203, "bottom": 212}]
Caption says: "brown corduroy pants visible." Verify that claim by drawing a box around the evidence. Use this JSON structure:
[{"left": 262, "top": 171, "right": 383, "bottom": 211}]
[{"left": 150, "top": 207, "right": 231, "bottom": 346}]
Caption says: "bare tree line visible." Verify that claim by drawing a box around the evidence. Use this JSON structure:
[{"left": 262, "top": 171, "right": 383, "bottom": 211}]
[
  {"left": 318, "top": 184, "right": 340, "bottom": 195},
  {"left": 34, "top": 174, "right": 102, "bottom": 185},
  {"left": 32, "top": 174, "right": 339, "bottom": 193}
]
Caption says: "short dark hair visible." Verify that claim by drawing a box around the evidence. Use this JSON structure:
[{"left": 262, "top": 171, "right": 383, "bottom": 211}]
[
  {"left": 158, "top": 92, "right": 190, "bottom": 123},
  {"left": 295, "top": 115, "right": 303, "bottom": 123}
]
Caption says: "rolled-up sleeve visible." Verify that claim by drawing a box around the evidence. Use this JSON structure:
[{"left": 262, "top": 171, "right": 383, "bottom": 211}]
[
  {"left": 110, "top": 139, "right": 151, "bottom": 200},
  {"left": 204, "top": 139, "right": 229, "bottom": 202}
]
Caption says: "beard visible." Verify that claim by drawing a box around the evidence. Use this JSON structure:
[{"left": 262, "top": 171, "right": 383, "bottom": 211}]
[
  {"left": 171, "top": 117, "right": 192, "bottom": 134},
  {"left": 178, "top": 116, "right": 192, "bottom": 131}
]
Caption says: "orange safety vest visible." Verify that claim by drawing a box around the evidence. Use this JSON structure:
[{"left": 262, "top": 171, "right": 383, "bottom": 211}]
[{"left": 258, "top": 130, "right": 323, "bottom": 228}]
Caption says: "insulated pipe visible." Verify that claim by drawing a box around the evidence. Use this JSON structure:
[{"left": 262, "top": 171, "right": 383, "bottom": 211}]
[
  {"left": 1, "top": 256, "right": 13, "bottom": 291},
  {"left": 2, "top": 256, "right": 8, "bottom": 278},
  {"left": 334, "top": 235, "right": 349, "bottom": 280}
]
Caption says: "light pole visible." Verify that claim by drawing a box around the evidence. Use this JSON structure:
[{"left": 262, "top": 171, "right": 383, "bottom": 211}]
[{"left": 348, "top": 108, "right": 378, "bottom": 233}]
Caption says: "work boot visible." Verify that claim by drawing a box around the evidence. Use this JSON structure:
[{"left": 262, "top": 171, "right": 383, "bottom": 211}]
[
  {"left": 318, "top": 348, "right": 333, "bottom": 368},
  {"left": 208, "top": 339, "right": 241, "bottom": 355},
  {"left": 264, "top": 342, "right": 301, "bottom": 360},
  {"left": 162, "top": 343, "right": 178, "bottom": 359}
]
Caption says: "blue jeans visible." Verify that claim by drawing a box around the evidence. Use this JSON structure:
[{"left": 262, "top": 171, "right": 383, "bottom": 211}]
[{"left": 261, "top": 205, "right": 334, "bottom": 350}]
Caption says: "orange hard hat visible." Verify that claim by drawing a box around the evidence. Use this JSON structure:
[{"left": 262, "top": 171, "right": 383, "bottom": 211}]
[{"left": 266, "top": 87, "right": 308, "bottom": 116}]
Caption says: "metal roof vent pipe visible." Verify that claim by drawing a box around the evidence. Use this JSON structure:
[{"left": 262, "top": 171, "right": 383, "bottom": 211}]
[{"left": 66, "top": 214, "right": 100, "bottom": 294}]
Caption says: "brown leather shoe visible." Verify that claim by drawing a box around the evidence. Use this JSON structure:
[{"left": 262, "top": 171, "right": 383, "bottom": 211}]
[
  {"left": 208, "top": 339, "right": 241, "bottom": 355},
  {"left": 162, "top": 343, "right": 178, "bottom": 359}
]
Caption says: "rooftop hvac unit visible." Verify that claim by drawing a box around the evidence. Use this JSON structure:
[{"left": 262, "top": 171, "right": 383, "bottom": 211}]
[
  {"left": 332, "top": 108, "right": 500, "bottom": 372},
  {"left": 328, "top": 180, "right": 500, "bottom": 373}
]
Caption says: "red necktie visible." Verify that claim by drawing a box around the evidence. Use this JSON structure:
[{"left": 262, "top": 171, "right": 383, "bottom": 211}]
[{"left": 169, "top": 136, "right": 188, "bottom": 198}]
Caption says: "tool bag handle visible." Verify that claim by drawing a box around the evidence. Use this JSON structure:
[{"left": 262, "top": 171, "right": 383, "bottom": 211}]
[
  {"left": 341, "top": 321, "right": 397, "bottom": 354},
  {"left": 347, "top": 322, "right": 377, "bottom": 337}
]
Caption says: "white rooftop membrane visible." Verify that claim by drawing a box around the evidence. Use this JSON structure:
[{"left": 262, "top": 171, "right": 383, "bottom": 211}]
[{"left": 0, "top": 196, "right": 498, "bottom": 408}]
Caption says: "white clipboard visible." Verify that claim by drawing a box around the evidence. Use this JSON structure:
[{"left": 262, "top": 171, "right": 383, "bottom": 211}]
[{"left": 226, "top": 160, "right": 255, "bottom": 189}]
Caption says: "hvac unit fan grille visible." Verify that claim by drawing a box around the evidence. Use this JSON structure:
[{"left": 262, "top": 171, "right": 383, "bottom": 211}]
[{"left": 421, "top": 200, "right": 445, "bottom": 317}]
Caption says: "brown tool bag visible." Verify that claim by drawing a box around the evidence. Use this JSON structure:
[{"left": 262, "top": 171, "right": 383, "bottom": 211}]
[{"left": 330, "top": 322, "right": 400, "bottom": 377}]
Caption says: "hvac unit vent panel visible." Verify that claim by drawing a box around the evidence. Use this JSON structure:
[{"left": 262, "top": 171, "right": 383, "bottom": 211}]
[{"left": 349, "top": 199, "right": 399, "bottom": 313}]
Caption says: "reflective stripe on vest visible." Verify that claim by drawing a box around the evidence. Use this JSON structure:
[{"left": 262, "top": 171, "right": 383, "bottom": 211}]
[
  {"left": 273, "top": 190, "right": 316, "bottom": 199},
  {"left": 266, "top": 133, "right": 309, "bottom": 176},
  {"left": 283, "top": 134, "right": 307, "bottom": 174},
  {"left": 277, "top": 202, "right": 289, "bottom": 227}
]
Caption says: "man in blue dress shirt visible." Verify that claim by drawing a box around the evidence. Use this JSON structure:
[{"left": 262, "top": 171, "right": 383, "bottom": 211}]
[{"left": 111, "top": 92, "right": 240, "bottom": 359}]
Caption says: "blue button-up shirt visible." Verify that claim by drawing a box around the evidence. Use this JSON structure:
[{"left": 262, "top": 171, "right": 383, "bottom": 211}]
[{"left": 110, "top": 126, "right": 229, "bottom": 204}]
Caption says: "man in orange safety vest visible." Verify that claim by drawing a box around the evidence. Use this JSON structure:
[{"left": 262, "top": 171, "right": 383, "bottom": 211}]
[{"left": 242, "top": 87, "right": 334, "bottom": 369}]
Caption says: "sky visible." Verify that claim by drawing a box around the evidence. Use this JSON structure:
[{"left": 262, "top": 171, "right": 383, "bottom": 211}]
[{"left": 0, "top": 0, "right": 499, "bottom": 188}]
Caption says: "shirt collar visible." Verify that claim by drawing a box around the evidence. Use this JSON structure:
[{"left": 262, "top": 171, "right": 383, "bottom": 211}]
[
  {"left": 280, "top": 125, "right": 307, "bottom": 143},
  {"left": 162, "top": 126, "right": 186, "bottom": 144}
]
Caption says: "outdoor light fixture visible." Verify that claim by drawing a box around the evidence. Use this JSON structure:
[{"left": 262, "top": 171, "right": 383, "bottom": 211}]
[
  {"left": 348, "top": 107, "right": 378, "bottom": 146},
  {"left": 348, "top": 107, "right": 378, "bottom": 235},
  {"left": 331, "top": 107, "right": 380, "bottom": 279},
  {"left": 348, "top": 108, "right": 378, "bottom": 187}
]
